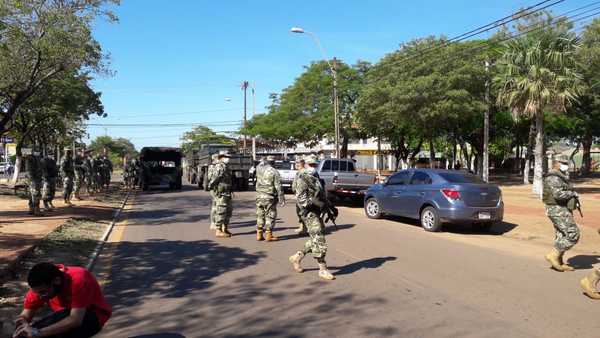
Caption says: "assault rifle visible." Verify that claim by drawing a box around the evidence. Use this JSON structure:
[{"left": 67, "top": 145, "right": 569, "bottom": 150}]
[{"left": 321, "top": 200, "right": 339, "bottom": 231}]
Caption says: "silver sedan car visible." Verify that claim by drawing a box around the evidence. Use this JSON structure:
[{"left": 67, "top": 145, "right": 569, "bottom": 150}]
[{"left": 364, "top": 169, "right": 504, "bottom": 232}]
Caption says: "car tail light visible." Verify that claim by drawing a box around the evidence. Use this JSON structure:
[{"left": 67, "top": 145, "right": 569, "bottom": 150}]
[{"left": 441, "top": 188, "right": 461, "bottom": 200}]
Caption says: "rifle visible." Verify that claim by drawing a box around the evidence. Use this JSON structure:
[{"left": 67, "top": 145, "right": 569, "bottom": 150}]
[
  {"left": 575, "top": 197, "right": 583, "bottom": 218},
  {"left": 322, "top": 200, "right": 339, "bottom": 231}
]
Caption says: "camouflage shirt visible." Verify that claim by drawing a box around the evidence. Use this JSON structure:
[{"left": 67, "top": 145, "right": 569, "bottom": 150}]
[
  {"left": 60, "top": 156, "right": 74, "bottom": 178},
  {"left": 543, "top": 170, "right": 576, "bottom": 206},
  {"left": 209, "top": 162, "right": 232, "bottom": 195},
  {"left": 26, "top": 156, "right": 43, "bottom": 182},
  {"left": 295, "top": 171, "right": 323, "bottom": 210},
  {"left": 40, "top": 157, "right": 58, "bottom": 180},
  {"left": 256, "top": 162, "right": 283, "bottom": 201}
]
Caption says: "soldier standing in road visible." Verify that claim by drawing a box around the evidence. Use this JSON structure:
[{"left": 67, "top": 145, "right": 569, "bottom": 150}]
[
  {"left": 255, "top": 156, "right": 285, "bottom": 242},
  {"left": 292, "top": 158, "right": 307, "bottom": 236},
  {"left": 83, "top": 151, "right": 94, "bottom": 195},
  {"left": 207, "top": 153, "right": 219, "bottom": 231},
  {"left": 289, "top": 156, "right": 335, "bottom": 281},
  {"left": 60, "top": 149, "right": 75, "bottom": 206},
  {"left": 543, "top": 155, "right": 580, "bottom": 272},
  {"left": 208, "top": 151, "right": 233, "bottom": 238},
  {"left": 99, "top": 148, "right": 113, "bottom": 189},
  {"left": 581, "top": 228, "right": 600, "bottom": 299},
  {"left": 40, "top": 154, "right": 58, "bottom": 212},
  {"left": 25, "top": 152, "right": 43, "bottom": 216},
  {"left": 73, "top": 149, "right": 85, "bottom": 200}
]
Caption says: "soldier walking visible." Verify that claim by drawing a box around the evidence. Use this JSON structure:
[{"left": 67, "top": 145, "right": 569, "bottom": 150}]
[
  {"left": 73, "top": 149, "right": 85, "bottom": 200},
  {"left": 543, "top": 155, "right": 580, "bottom": 272},
  {"left": 292, "top": 158, "right": 307, "bottom": 236},
  {"left": 255, "top": 156, "right": 285, "bottom": 242},
  {"left": 207, "top": 154, "right": 219, "bottom": 231},
  {"left": 99, "top": 148, "right": 113, "bottom": 189},
  {"left": 40, "top": 154, "right": 58, "bottom": 212},
  {"left": 208, "top": 151, "right": 233, "bottom": 238},
  {"left": 289, "top": 157, "right": 335, "bottom": 281},
  {"left": 25, "top": 152, "right": 43, "bottom": 216},
  {"left": 60, "top": 149, "right": 75, "bottom": 206},
  {"left": 83, "top": 151, "right": 94, "bottom": 195},
  {"left": 581, "top": 229, "right": 600, "bottom": 299}
]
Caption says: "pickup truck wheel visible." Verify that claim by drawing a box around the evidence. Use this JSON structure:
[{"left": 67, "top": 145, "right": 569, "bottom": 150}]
[
  {"left": 365, "top": 198, "right": 382, "bottom": 219},
  {"left": 421, "top": 206, "right": 442, "bottom": 232}
]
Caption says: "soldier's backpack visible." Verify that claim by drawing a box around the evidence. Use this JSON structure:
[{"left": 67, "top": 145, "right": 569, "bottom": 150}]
[{"left": 301, "top": 173, "right": 326, "bottom": 209}]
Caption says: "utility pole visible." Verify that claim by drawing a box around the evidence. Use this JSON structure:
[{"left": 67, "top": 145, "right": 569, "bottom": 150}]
[
  {"left": 332, "top": 57, "right": 340, "bottom": 159},
  {"left": 483, "top": 60, "right": 491, "bottom": 183},
  {"left": 242, "top": 81, "right": 249, "bottom": 155},
  {"left": 252, "top": 82, "right": 256, "bottom": 161}
]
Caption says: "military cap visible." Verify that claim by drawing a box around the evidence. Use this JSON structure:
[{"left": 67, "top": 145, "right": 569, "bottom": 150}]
[
  {"left": 305, "top": 155, "right": 318, "bottom": 165},
  {"left": 218, "top": 150, "right": 231, "bottom": 158},
  {"left": 266, "top": 155, "right": 275, "bottom": 161},
  {"left": 554, "top": 155, "right": 570, "bottom": 164}
]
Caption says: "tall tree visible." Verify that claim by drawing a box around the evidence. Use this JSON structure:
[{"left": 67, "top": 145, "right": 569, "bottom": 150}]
[
  {"left": 0, "top": 0, "right": 118, "bottom": 134},
  {"left": 495, "top": 15, "right": 582, "bottom": 196}
]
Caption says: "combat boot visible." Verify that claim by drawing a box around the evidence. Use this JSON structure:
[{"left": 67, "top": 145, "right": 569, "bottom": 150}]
[
  {"left": 215, "top": 229, "right": 227, "bottom": 238},
  {"left": 318, "top": 263, "right": 335, "bottom": 281},
  {"left": 265, "top": 231, "right": 278, "bottom": 242},
  {"left": 545, "top": 248, "right": 565, "bottom": 272},
  {"left": 580, "top": 270, "right": 600, "bottom": 300},
  {"left": 289, "top": 251, "right": 304, "bottom": 273},
  {"left": 558, "top": 251, "right": 575, "bottom": 271},
  {"left": 256, "top": 230, "right": 264, "bottom": 241},
  {"left": 221, "top": 226, "right": 232, "bottom": 238}
]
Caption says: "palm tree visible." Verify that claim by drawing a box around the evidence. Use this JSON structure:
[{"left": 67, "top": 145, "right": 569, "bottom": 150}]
[{"left": 495, "top": 28, "right": 582, "bottom": 197}]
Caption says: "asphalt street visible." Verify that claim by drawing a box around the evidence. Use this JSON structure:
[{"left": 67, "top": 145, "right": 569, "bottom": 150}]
[{"left": 97, "top": 184, "right": 600, "bottom": 338}]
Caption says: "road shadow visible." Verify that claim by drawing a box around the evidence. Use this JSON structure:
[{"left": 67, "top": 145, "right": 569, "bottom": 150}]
[
  {"left": 566, "top": 254, "right": 600, "bottom": 270},
  {"left": 103, "top": 240, "right": 266, "bottom": 311},
  {"left": 384, "top": 215, "right": 518, "bottom": 236},
  {"left": 129, "top": 334, "right": 186, "bottom": 338},
  {"left": 332, "top": 256, "right": 397, "bottom": 276},
  {"left": 275, "top": 223, "right": 355, "bottom": 241}
]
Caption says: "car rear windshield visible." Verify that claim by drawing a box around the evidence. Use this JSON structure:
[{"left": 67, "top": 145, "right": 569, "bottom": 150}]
[{"left": 439, "top": 173, "right": 485, "bottom": 184}]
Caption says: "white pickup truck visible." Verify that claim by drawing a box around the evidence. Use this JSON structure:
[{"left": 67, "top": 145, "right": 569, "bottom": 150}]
[
  {"left": 316, "top": 158, "right": 376, "bottom": 200},
  {"left": 273, "top": 160, "right": 297, "bottom": 192}
]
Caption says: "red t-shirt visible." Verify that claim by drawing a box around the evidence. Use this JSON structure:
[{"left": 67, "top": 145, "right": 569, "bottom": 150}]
[{"left": 24, "top": 265, "right": 112, "bottom": 326}]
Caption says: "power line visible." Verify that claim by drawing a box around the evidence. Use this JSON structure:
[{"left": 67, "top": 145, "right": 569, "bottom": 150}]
[
  {"left": 106, "top": 108, "right": 244, "bottom": 120},
  {"left": 87, "top": 121, "right": 242, "bottom": 127}
]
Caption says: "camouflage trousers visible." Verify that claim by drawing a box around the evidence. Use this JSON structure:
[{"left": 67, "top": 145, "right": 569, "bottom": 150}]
[
  {"left": 74, "top": 171, "right": 84, "bottom": 195},
  {"left": 42, "top": 177, "right": 57, "bottom": 203},
  {"left": 256, "top": 198, "right": 277, "bottom": 231},
  {"left": 213, "top": 193, "right": 233, "bottom": 229},
  {"left": 301, "top": 211, "right": 327, "bottom": 260},
  {"left": 28, "top": 180, "right": 42, "bottom": 209},
  {"left": 209, "top": 190, "right": 217, "bottom": 227},
  {"left": 63, "top": 176, "right": 74, "bottom": 201},
  {"left": 546, "top": 205, "right": 580, "bottom": 251}
]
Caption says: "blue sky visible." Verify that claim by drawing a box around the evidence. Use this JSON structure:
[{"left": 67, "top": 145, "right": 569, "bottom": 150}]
[{"left": 87, "top": 0, "right": 591, "bottom": 149}]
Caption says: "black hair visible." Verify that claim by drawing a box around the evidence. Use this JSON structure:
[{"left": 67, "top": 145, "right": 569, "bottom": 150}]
[{"left": 27, "top": 262, "right": 62, "bottom": 287}]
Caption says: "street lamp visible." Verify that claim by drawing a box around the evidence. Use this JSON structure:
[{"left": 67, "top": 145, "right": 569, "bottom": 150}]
[{"left": 290, "top": 27, "right": 340, "bottom": 159}]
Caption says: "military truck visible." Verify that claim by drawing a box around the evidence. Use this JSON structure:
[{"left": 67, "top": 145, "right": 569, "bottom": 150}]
[
  {"left": 188, "top": 144, "right": 253, "bottom": 191},
  {"left": 140, "top": 147, "right": 183, "bottom": 191}
]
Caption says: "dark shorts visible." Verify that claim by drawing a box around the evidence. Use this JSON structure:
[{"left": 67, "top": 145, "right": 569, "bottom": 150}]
[{"left": 31, "top": 309, "right": 101, "bottom": 338}]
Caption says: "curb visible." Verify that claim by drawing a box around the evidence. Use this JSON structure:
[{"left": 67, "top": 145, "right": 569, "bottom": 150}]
[{"left": 86, "top": 190, "right": 131, "bottom": 272}]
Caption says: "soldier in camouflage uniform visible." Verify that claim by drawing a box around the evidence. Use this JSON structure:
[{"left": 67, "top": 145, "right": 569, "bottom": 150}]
[
  {"left": 255, "top": 156, "right": 285, "bottom": 242},
  {"left": 99, "top": 148, "right": 113, "bottom": 189},
  {"left": 92, "top": 155, "right": 103, "bottom": 192},
  {"left": 25, "top": 152, "right": 43, "bottom": 216},
  {"left": 83, "top": 151, "right": 94, "bottom": 194},
  {"left": 289, "top": 156, "right": 334, "bottom": 281},
  {"left": 73, "top": 149, "right": 85, "bottom": 200},
  {"left": 40, "top": 154, "right": 58, "bottom": 212},
  {"left": 60, "top": 150, "right": 75, "bottom": 206},
  {"left": 543, "top": 155, "right": 580, "bottom": 272},
  {"left": 581, "top": 228, "right": 600, "bottom": 299},
  {"left": 292, "top": 158, "right": 307, "bottom": 236},
  {"left": 208, "top": 151, "right": 233, "bottom": 238},
  {"left": 207, "top": 154, "right": 219, "bottom": 230}
]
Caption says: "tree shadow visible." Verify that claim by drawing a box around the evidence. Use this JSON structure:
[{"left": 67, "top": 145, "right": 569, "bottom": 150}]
[{"left": 566, "top": 255, "right": 600, "bottom": 270}]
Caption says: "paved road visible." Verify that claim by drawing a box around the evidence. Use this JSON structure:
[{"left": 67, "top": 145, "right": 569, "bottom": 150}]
[{"left": 98, "top": 184, "right": 600, "bottom": 338}]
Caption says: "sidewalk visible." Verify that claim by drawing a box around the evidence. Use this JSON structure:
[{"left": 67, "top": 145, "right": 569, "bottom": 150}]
[{"left": 0, "top": 191, "right": 120, "bottom": 280}]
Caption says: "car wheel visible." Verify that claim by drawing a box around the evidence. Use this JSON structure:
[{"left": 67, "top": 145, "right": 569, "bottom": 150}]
[
  {"left": 420, "top": 206, "right": 442, "bottom": 232},
  {"left": 365, "top": 198, "right": 382, "bottom": 219}
]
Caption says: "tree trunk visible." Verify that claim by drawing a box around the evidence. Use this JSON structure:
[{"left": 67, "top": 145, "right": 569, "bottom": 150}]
[
  {"left": 532, "top": 112, "right": 545, "bottom": 197},
  {"left": 11, "top": 143, "right": 23, "bottom": 186},
  {"left": 524, "top": 121, "right": 535, "bottom": 184},
  {"left": 429, "top": 138, "right": 435, "bottom": 169},
  {"left": 461, "top": 143, "right": 471, "bottom": 171},
  {"left": 341, "top": 133, "right": 349, "bottom": 159},
  {"left": 581, "top": 132, "right": 593, "bottom": 176}
]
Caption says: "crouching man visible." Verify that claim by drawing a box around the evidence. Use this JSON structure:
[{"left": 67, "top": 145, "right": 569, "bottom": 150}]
[{"left": 13, "top": 262, "right": 111, "bottom": 338}]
